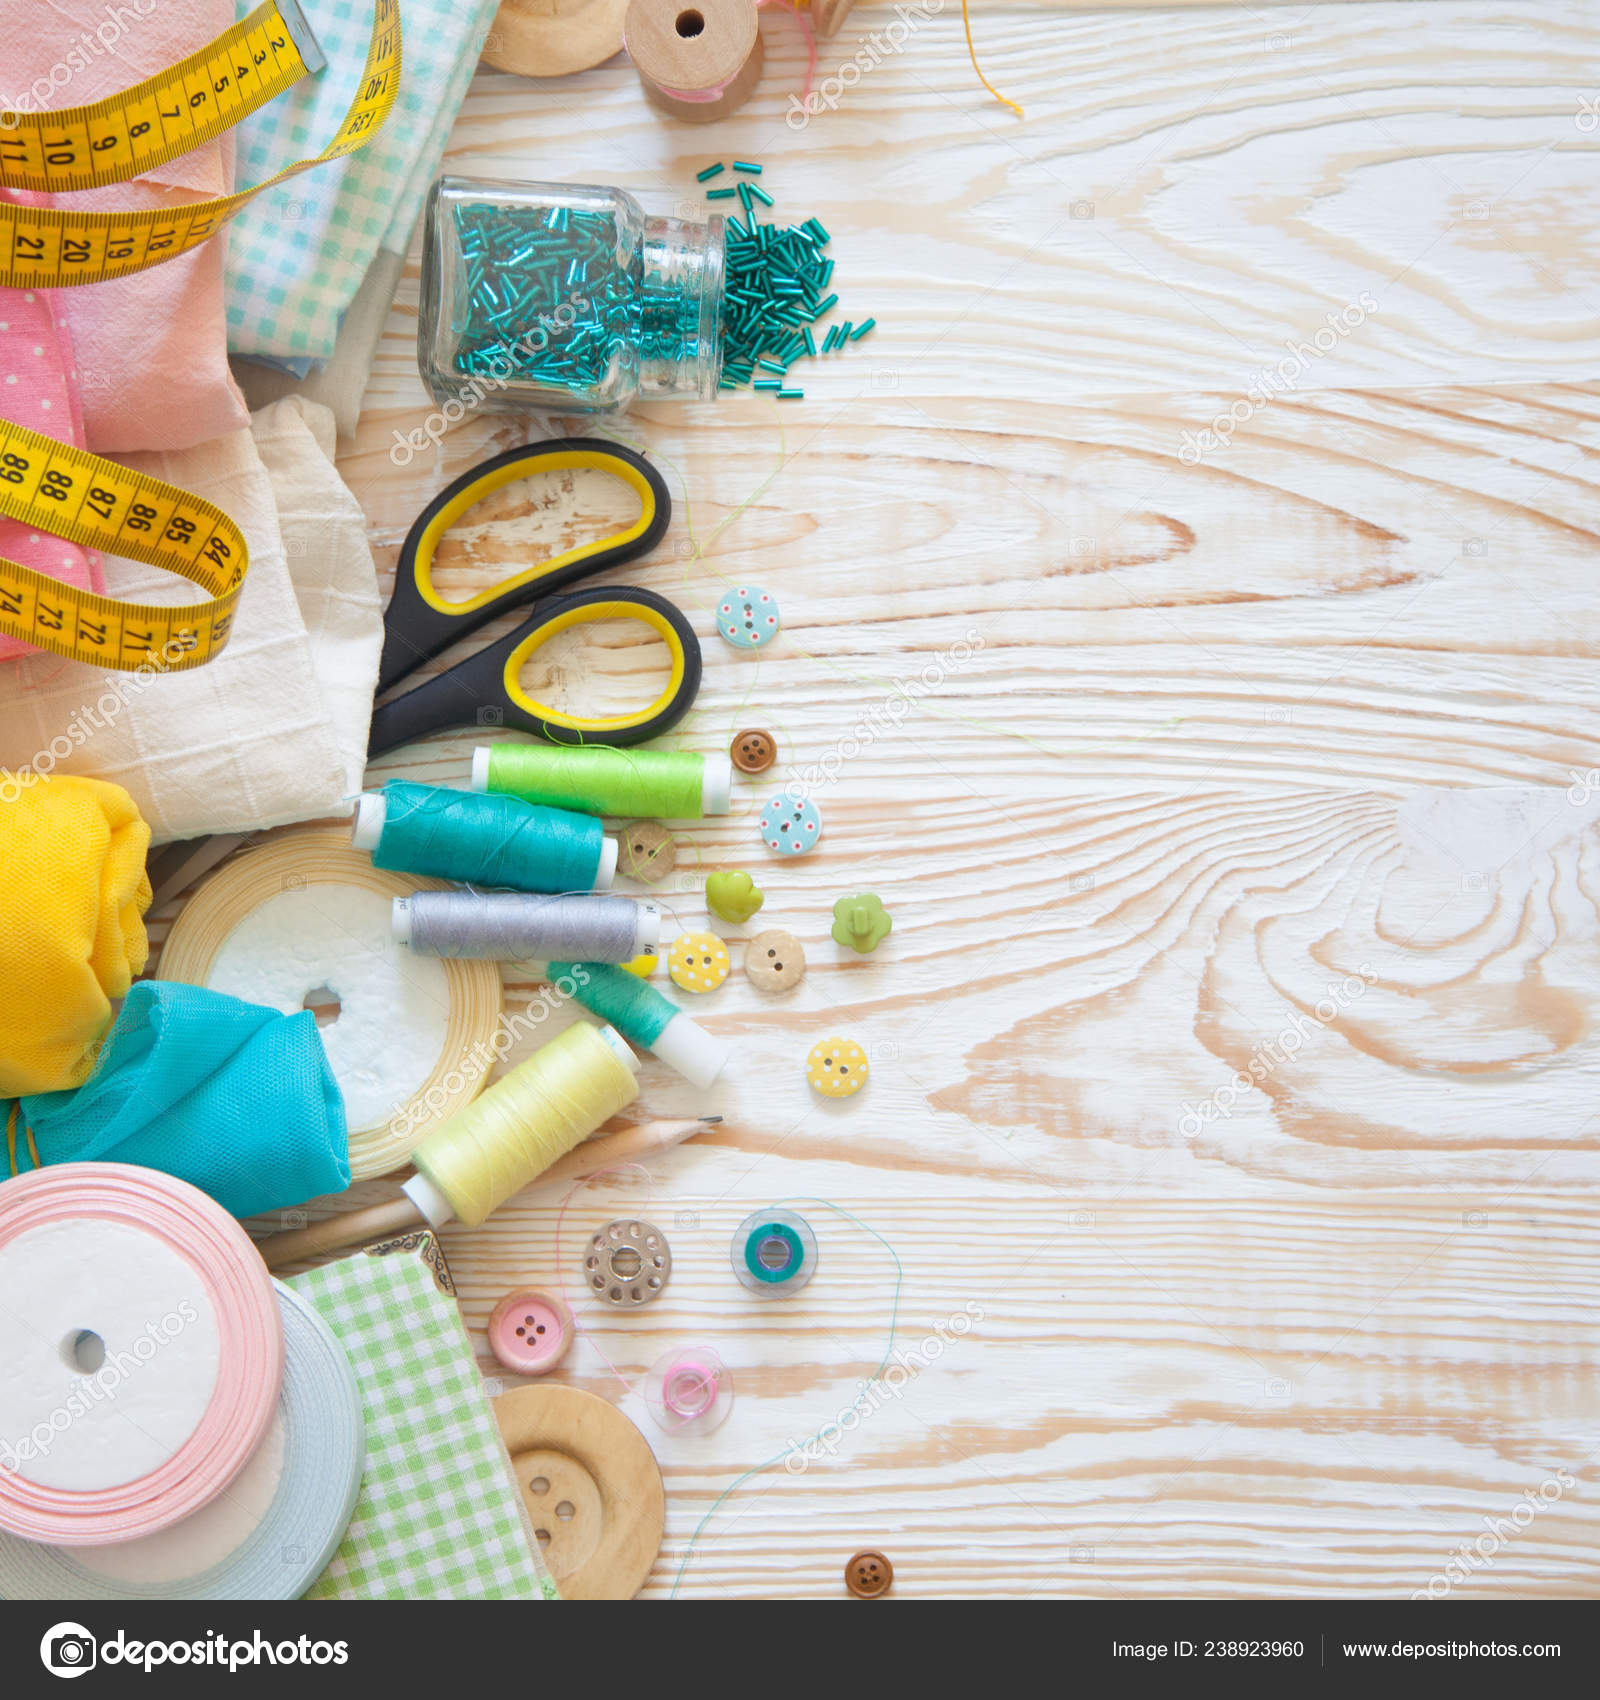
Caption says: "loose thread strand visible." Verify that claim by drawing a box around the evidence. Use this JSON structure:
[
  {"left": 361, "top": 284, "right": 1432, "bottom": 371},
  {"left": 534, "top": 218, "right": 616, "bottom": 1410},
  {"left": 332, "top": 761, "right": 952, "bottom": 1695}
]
[{"left": 962, "top": 0, "right": 1023, "bottom": 118}]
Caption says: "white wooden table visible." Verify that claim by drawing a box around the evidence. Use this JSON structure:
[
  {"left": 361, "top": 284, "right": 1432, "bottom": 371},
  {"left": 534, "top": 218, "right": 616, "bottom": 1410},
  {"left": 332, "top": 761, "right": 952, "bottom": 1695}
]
[{"left": 300, "top": 0, "right": 1600, "bottom": 1597}]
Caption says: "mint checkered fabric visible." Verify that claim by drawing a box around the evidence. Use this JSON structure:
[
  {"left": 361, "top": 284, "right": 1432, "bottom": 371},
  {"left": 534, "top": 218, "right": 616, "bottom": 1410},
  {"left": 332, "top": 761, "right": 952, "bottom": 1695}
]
[
  {"left": 289, "top": 1241, "right": 558, "bottom": 1600},
  {"left": 225, "top": 0, "right": 500, "bottom": 361}
]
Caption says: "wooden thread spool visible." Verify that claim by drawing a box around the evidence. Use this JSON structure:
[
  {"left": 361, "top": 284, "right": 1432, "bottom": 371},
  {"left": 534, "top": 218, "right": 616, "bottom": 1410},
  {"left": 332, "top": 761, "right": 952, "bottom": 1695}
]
[{"left": 625, "top": 0, "right": 764, "bottom": 122}]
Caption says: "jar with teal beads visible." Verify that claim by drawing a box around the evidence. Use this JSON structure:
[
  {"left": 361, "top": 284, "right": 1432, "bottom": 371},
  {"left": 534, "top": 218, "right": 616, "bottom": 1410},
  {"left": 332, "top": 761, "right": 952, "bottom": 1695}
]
[{"left": 418, "top": 176, "right": 725, "bottom": 416}]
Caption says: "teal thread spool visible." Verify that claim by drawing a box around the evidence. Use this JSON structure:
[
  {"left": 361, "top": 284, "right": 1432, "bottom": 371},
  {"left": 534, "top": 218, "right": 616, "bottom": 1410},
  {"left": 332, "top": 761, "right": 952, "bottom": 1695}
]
[
  {"left": 417, "top": 177, "right": 726, "bottom": 417},
  {"left": 549, "top": 960, "right": 730, "bottom": 1089},
  {"left": 474, "top": 744, "right": 733, "bottom": 820},
  {"left": 354, "top": 781, "right": 619, "bottom": 892},
  {"left": 731, "top": 1207, "right": 817, "bottom": 1295}
]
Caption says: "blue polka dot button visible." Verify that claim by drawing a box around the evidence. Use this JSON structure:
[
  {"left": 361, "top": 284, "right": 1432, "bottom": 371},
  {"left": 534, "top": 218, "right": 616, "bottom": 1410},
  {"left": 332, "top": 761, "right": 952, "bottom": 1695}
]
[
  {"left": 716, "top": 585, "right": 780, "bottom": 650},
  {"left": 759, "top": 793, "right": 822, "bottom": 856}
]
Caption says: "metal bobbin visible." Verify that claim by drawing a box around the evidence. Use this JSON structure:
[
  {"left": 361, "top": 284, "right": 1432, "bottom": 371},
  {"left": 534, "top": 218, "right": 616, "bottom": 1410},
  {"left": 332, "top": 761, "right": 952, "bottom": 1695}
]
[
  {"left": 585, "top": 1218, "right": 671, "bottom": 1307},
  {"left": 731, "top": 1206, "right": 817, "bottom": 1295}
]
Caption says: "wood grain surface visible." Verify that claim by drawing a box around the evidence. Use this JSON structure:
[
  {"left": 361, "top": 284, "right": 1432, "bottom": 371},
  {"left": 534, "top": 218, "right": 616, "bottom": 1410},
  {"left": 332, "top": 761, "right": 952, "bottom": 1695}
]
[{"left": 232, "top": 0, "right": 1600, "bottom": 1598}]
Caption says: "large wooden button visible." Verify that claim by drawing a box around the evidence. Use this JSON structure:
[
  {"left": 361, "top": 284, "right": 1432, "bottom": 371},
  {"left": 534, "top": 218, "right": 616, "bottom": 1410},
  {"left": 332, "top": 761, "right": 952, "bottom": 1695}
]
[
  {"left": 745, "top": 928, "right": 805, "bottom": 992},
  {"left": 731, "top": 728, "right": 776, "bottom": 774},
  {"left": 845, "top": 1549, "right": 893, "bottom": 1598},
  {"left": 494, "top": 1384, "right": 665, "bottom": 1599},
  {"left": 619, "top": 821, "right": 676, "bottom": 883}
]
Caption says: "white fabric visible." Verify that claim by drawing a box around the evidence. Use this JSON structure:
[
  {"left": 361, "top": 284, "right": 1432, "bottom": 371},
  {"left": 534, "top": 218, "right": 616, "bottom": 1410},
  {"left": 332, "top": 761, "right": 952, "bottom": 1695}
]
[{"left": 0, "top": 400, "right": 382, "bottom": 842}]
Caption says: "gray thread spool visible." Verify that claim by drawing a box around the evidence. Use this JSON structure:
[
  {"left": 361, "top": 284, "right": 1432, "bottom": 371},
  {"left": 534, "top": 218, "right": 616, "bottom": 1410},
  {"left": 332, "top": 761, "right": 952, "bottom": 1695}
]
[{"left": 394, "top": 893, "right": 656, "bottom": 961}]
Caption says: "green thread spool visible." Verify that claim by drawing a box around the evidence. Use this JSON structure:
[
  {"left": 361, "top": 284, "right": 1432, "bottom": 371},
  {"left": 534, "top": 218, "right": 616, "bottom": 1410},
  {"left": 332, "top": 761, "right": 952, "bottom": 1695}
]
[
  {"left": 474, "top": 744, "right": 732, "bottom": 821},
  {"left": 550, "top": 960, "right": 730, "bottom": 1090},
  {"left": 353, "top": 780, "right": 619, "bottom": 892},
  {"left": 404, "top": 1021, "right": 640, "bottom": 1229}
]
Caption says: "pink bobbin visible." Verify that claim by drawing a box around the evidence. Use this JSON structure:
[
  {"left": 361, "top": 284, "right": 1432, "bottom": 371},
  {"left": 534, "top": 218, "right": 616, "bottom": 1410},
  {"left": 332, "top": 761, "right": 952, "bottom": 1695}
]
[
  {"left": 488, "top": 1288, "right": 573, "bottom": 1377},
  {"left": 644, "top": 1346, "right": 734, "bottom": 1436}
]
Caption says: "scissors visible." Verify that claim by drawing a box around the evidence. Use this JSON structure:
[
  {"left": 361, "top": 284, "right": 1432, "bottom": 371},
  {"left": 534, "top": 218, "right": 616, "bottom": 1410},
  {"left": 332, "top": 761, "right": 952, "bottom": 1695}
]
[{"left": 368, "top": 438, "right": 701, "bottom": 758}]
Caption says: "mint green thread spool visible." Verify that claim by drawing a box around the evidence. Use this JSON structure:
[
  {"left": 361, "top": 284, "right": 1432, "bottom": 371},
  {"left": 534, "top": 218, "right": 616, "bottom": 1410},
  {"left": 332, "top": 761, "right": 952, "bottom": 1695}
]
[
  {"left": 549, "top": 960, "right": 730, "bottom": 1089},
  {"left": 353, "top": 780, "right": 619, "bottom": 891},
  {"left": 475, "top": 745, "right": 732, "bottom": 820}
]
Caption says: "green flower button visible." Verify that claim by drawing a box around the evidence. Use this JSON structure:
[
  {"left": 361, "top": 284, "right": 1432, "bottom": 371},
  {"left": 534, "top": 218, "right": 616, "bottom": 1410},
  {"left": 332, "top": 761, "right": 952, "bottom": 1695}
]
[
  {"left": 832, "top": 893, "right": 892, "bottom": 953},
  {"left": 706, "top": 869, "right": 766, "bottom": 925}
]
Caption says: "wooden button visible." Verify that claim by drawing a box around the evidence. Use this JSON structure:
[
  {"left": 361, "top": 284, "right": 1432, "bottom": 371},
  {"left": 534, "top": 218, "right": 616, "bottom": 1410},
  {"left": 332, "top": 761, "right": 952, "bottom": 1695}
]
[
  {"left": 619, "top": 821, "right": 676, "bottom": 883},
  {"left": 745, "top": 929, "right": 805, "bottom": 992},
  {"left": 488, "top": 1288, "right": 571, "bottom": 1377},
  {"left": 494, "top": 1384, "right": 665, "bottom": 1599},
  {"left": 731, "top": 728, "right": 776, "bottom": 774},
  {"left": 846, "top": 1549, "right": 893, "bottom": 1597}
]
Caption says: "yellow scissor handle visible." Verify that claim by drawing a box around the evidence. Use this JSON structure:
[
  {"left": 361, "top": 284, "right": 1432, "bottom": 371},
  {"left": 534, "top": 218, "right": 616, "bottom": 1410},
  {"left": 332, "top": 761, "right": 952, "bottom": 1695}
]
[
  {"left": 380, "top": 439, "right": 674, "bottom": 692},
  {"left": 501, "top": 595, "right": 694, "bottom": 735}
]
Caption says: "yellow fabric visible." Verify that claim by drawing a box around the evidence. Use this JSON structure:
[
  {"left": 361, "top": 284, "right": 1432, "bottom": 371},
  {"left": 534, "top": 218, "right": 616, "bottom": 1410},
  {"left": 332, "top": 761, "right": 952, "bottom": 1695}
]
[{"left": 0, "top": 774, "right": 152, "bottom": 1096}]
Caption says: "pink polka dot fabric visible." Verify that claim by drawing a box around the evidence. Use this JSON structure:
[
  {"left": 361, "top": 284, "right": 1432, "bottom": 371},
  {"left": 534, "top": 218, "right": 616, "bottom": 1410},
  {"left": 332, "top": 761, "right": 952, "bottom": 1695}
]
[{"left": 0, "top": 265, "right": 101, "bottom": 665}]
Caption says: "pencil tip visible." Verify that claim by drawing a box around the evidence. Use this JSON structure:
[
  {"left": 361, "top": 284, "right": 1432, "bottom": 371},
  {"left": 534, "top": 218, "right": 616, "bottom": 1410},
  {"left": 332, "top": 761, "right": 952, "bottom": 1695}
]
[{"left": 699, "top": 1115, "right": 723, "bottom": 1124}]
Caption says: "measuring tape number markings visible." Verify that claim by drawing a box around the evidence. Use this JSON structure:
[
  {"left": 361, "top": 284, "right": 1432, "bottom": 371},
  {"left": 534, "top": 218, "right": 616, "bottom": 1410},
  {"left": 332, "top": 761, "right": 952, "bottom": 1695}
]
[{"left": 0, "top": 1, "right": 401, "bottom": 669}]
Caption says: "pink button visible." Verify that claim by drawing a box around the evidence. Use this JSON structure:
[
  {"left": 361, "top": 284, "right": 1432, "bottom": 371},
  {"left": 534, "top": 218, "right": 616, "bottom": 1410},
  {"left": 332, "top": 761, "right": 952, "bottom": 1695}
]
[{"left": 488, "top": 1288, "right": 572, "bottom": 1377}]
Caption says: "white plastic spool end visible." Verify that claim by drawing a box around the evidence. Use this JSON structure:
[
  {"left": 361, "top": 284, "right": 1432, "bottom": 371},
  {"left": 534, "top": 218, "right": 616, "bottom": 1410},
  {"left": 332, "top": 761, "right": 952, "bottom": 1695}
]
[
  {"left": 595, "top": 835, "right": 619, "bottom": 891},
  {"left": 701, "top": 752, "right": 733, "bottom": 815},
  {"left": 595, "top": 1023, "right": 642, "bottom": 1074},
  {"left": 470, "top": 747, "right": 492, "bottom": 794},
  {"left": 351, "top": 792, "right": 386, "bottom": 851},
  {"left": 650, "top": 1012, "right": 731, "bottom": 1090},
  {"left": 391, "top": 897, "right": 413, "bottom": 945},
  {"left": 402, "top": 1170, "right": 456, "bottom": 1229},
  {"left": 635, "top": 903, "right": 662, "bottom": 957}
]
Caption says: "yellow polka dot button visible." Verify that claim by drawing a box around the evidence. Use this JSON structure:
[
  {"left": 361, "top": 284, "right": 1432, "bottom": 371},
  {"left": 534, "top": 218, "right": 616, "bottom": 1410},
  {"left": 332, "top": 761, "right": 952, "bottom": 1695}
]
[
  {"left": 806, "top": 1036, "right": 869, "bottom": 1098},
  {"left": 668, "top": 931, "right": 731, "bottom": 994}
]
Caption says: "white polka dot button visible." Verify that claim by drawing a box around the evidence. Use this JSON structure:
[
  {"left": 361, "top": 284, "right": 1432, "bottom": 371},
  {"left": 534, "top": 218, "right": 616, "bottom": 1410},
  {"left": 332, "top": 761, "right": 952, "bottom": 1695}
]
[
  {"left": 759, "top": 793, "right": 822, "bottom": 856},
  {"left": 716, "top": 585, "right": 780, "bottom": 650}
]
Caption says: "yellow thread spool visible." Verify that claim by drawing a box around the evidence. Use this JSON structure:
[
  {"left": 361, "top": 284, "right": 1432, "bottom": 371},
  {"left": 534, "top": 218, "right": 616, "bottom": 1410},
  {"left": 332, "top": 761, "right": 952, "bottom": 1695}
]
[{"left": 406, "top": 1022, "right": 640, "bottom": 1228}]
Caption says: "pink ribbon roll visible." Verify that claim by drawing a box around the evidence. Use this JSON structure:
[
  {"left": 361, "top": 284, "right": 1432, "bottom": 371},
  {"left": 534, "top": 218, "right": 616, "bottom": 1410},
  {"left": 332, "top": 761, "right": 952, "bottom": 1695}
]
[{"left": 0, "top": 1163, "right": 283, "bottom": 1546}]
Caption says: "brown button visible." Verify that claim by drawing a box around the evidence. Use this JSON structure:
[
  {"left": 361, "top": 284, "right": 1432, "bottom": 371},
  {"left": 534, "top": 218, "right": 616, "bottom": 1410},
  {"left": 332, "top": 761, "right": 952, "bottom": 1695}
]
[
  {"left": 845, "top": 1549, "right": 892, "bottom": 1598},
  {"left": 618, "top": 821, "right": 676, "bottom": 883},
  {"left": 731, "top": 728, "right": 776, "bottom": 774},
  {"left": 745, "top": 928, "right": 805, "bottom": 992}
]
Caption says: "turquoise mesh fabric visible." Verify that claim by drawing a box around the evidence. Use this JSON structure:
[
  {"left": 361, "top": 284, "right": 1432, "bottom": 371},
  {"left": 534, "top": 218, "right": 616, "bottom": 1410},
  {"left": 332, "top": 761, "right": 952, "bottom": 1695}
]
[{"left": 13, "top": 981, "right": 349, "bottom": 1219}]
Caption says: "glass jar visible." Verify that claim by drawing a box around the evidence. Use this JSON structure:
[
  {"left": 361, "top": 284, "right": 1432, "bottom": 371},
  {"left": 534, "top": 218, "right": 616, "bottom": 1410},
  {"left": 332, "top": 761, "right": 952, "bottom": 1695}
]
[{"left": 417, "top": 176, "right": 725, "bottom": 416}]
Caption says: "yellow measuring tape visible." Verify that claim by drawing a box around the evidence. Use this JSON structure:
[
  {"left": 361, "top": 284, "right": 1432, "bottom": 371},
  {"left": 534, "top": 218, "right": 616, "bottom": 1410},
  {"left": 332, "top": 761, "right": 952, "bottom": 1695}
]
[
  {"left": 0, "top": 419, "right": 248, "bottom": 670},
  {"left": 0, "top": 0, "right": 400, "bottom": 288},
  {"left": 0, "top": 1, "right": 401, "bottom": 669}
]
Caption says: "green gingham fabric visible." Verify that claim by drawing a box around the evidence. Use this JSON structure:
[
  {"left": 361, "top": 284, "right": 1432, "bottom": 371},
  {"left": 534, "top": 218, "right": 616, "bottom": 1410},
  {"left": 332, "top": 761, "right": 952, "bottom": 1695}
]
[
  {"left": 288, "top": 1241, "right": 558, "bottom": 1600},
  {"left": 225, "top": 0, "right": 500, "bottom": 361}
]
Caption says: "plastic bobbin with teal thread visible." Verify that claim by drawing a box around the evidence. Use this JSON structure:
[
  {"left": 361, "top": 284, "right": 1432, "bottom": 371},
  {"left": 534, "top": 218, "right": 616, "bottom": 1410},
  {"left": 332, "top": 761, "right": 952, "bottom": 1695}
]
[{"left": 732, "top": 1207, "right": 817, "bottom": 1295}]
